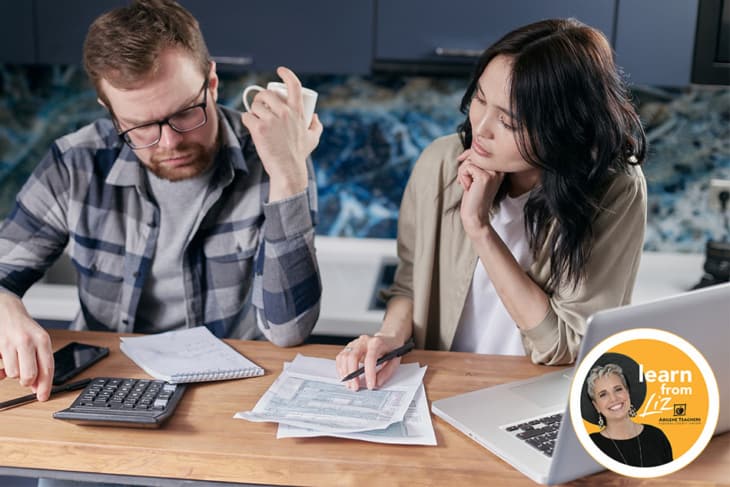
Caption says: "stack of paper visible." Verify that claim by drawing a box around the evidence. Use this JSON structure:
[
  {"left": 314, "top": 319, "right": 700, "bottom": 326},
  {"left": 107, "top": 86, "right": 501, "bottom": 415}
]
[{"left": 235, "top": 354, "right": 436, "bottom": 445}]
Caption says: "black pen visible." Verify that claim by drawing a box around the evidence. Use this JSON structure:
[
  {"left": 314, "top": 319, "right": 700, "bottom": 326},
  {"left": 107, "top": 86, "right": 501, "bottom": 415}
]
[
  {"left": 0, "top": 377, "right": 92, "bottom": 411},
  {"left": 341, "top": 338, "right": 415, "bottom": 382}
]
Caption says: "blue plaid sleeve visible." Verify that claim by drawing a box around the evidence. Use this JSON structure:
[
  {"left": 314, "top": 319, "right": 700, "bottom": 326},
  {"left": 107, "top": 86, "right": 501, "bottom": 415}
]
[
  {"left": 252, "top": 160, "right": 321, "bottom": 347},
  {"left": 0, "top": 144, "right": 70, "bottom": 296}
]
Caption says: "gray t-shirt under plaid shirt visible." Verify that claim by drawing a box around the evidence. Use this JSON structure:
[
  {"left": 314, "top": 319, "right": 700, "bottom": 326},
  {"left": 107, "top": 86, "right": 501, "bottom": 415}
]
[
  {"left": 135, "top": 164, "right": 215, "bottom": 334},
  {"left": 0, "top": 106, "right": 321, "bottom": 346}
]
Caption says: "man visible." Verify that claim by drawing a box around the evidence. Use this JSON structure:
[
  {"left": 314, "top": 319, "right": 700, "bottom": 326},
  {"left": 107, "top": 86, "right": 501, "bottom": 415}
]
[{"left": 0, "top": 0, "right": 323, "bottom": 402}]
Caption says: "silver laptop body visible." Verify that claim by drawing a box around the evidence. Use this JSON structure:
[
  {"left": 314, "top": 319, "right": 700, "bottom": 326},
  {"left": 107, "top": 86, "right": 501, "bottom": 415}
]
[{"left": 432, "top": 283, "right": 730, "bottom": 485}]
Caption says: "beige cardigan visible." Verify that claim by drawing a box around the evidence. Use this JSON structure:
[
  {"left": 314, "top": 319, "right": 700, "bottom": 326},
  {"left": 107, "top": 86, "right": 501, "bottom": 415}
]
[{"left": 383, "top": 134, "right": 647, "bottom": 365}]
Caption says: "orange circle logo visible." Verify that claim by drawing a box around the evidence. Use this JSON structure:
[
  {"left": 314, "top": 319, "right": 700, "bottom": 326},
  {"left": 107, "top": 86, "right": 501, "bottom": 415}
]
[
  {"left": 570, "top": 328, "right": 719, "bottom": 478},
  {"left": 582, "top": 339, "right": 709, "bottom": 459}
]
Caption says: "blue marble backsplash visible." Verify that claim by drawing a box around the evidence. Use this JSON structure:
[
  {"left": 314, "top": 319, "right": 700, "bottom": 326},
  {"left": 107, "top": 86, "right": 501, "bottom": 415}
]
[{"left": 1, "top": 64, "right": 729, "bottom": 252}]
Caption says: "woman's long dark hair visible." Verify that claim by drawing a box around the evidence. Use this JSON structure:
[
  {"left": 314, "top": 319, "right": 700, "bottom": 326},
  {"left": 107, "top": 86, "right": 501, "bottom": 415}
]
[{"left": 457, "top": 18, "right": 646, "bottom": 293}]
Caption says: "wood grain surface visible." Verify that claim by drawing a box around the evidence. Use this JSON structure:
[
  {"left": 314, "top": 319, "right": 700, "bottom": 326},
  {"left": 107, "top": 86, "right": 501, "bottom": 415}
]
[{"left": 0, "top": 329, "right": 727, "bottom": 486}]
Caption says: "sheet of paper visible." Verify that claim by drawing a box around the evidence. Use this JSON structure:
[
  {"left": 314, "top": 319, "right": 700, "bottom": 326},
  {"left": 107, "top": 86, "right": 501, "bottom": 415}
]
[
  {"left": 276, "top": 384, "right": 436, "bottom": 445},
  {"left": 234, "top": 355, "right": 426, "bottom": 434}
]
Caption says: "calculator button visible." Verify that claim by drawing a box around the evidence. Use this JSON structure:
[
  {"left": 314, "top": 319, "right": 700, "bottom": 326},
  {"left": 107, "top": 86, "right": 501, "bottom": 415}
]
[{"left": 153, "top": 399, "right": 168, "bottom": 409}]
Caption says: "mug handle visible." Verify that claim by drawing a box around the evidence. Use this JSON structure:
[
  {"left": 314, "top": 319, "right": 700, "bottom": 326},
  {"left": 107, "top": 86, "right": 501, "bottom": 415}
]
[{"left": 242, "top": 85, "right": 265, "bottom": 112}]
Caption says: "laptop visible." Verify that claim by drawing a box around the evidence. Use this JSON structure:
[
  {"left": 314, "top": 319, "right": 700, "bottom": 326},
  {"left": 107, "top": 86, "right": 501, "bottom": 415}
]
[{"left": 431, "top": 283, "right": 730, "bottom": 485}]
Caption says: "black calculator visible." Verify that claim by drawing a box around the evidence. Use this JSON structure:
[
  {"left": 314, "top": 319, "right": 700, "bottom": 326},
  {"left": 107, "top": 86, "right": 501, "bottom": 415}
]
[{"left": 53, "top": 377, "right": 186, "bottom": 428}]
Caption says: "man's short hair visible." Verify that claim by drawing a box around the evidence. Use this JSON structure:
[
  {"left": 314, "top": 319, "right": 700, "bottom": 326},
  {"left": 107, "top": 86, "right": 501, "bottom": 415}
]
[{"left": 83, "top": 0, "right": 210, "bottom": 105}]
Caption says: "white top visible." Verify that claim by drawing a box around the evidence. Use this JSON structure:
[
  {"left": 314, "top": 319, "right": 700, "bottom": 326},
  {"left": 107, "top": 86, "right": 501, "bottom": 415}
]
[{"left": 451, "top": 191, "right": 533, "bottom": 355}]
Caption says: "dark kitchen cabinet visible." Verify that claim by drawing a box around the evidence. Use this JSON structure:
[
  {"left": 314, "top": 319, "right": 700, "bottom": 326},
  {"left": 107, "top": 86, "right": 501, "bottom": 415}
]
[
  {"left": 613, "top": 0, "right": 699, "bottom": 86},
  {"left": 0, "top": 0, "right": 706, "bottom": 85},
  {"left": 0, "top": 2, "right": 35, "bottom": 63},
  {"left": 374, "top": 0, "right": 616, "bottom": 67},
  {"left": 373, "top": 0, "right": 701, "bottom": 86},
  {"left": 10, "top": 0, "right": 373, "bottom": 74},
  {"left": 35, "top": 0, "right": 126, "bottom": 65},
  {"left": 182, "top": 0, "right": 373, "bottom": 74}
]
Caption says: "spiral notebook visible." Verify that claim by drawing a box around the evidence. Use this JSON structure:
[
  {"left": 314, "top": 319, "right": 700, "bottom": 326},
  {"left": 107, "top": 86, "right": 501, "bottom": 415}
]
[{"left": 120, "top": 326, "right": 264, "bottom": 383}]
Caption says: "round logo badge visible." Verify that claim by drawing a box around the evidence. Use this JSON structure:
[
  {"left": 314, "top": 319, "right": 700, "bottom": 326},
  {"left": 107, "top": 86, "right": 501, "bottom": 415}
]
[{"left": 569, "top": 328, "right": 719, "bottom": 478}]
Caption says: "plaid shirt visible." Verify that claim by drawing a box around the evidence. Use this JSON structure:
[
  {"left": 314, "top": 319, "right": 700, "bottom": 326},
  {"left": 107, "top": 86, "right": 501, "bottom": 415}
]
[{"left": 0, "top": 106, "right": 321, "bottom": 345}]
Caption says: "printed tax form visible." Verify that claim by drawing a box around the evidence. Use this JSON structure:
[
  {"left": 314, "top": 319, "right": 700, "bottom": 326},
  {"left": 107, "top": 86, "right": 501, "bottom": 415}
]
[{"left": 235, "top": 355, "right": 436, "bottom": 445}]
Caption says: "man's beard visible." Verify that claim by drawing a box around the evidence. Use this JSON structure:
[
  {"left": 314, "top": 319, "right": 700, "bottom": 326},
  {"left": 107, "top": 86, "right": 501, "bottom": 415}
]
[{"left": 145, "top": 141, "right": 216, "bottom": 182}]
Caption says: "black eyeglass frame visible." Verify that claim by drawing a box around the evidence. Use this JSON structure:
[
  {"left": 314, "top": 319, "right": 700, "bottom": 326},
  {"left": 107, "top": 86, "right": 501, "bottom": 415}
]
[{"left": 114, "top": 78, "right": 210, "bottom": 149}]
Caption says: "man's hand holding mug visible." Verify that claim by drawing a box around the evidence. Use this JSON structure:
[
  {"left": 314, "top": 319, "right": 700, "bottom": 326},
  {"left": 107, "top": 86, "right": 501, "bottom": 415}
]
[{"left": 241, "top": 66, "right": 322, "bottom": 201}]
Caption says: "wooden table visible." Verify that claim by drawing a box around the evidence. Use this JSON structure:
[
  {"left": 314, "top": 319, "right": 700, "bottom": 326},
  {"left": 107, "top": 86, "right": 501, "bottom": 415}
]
[{"left": 0, "top": 330, "right": 727, "bottom": 486}]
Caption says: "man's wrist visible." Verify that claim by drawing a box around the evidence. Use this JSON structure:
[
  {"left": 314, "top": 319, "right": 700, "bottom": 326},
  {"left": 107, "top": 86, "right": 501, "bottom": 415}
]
[
  {"left": 0, "top": 290, "right": 30, "bottom": 319},
  {"left": 269, "top": 180, "right": 308, "bottom": 202},
  {"left": 0, "top": 289, "right": 21, "bottom": 305},
  {"left": 267, "top": 164, "right": 308, "bottom": 202}
]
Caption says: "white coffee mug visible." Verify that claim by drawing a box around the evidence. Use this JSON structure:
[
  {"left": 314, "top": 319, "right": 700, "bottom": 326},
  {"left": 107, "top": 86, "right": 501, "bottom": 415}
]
[{"left": 242, "top": 81, "right": 318, "bottom": 126}]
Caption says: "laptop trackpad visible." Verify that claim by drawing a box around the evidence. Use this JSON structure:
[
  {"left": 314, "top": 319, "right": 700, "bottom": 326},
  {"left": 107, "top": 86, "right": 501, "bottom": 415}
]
[{"left": 509, "top": 377, "right": 568, "bottom": 409}]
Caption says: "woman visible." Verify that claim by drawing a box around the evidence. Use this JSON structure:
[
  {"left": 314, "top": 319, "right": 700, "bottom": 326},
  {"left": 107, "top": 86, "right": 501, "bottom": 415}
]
[
  {"left": 587, "top": 363, "right": 673, "bottom": 467},
  {"left": 336, "top": 18, "right": 647, "bottom": 390}
]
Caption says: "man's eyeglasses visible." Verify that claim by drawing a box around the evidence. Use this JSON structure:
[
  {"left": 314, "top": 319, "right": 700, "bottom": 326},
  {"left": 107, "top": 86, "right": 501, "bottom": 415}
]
[{"left": 116, "top": 79, "right": 209, "bottom": 150}]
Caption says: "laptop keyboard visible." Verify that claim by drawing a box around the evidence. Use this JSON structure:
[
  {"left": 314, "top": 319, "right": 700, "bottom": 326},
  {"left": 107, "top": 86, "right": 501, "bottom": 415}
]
[{"left": 503, "top": 413, "right": 562, "bottom": 457}]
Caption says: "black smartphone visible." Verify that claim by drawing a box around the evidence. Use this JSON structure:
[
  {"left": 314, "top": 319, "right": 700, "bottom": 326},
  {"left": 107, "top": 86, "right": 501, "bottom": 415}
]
[{"left": 52, "top": 342, "right": 110, "bottom": 385}]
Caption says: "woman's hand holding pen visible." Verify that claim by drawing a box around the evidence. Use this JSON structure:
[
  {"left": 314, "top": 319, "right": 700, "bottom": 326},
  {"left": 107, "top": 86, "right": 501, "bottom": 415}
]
[{"left": 336, "top": 334, "right": 404, "bottom": 391}]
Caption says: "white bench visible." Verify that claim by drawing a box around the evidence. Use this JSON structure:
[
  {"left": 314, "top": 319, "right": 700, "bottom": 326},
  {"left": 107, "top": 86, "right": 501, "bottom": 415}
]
[{"left": 22, "top": 237, "right": 707, "bottom": 336}]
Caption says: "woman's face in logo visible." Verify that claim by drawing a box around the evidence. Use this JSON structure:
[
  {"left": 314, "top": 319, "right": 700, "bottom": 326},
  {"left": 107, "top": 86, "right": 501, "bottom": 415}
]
[{"left": 592, "top": 373, "right": 630, "bottom": 422}]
